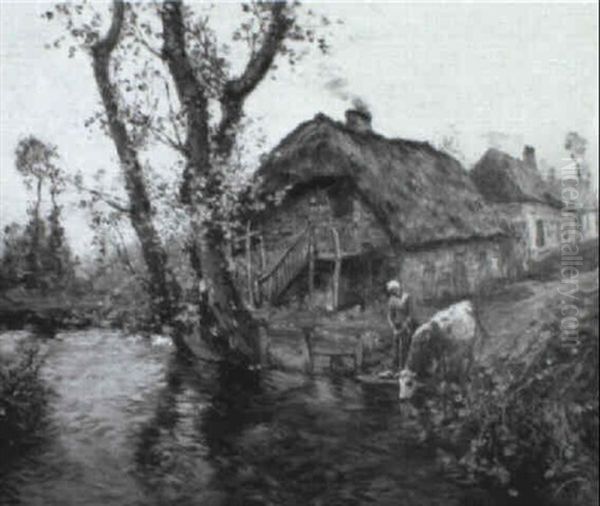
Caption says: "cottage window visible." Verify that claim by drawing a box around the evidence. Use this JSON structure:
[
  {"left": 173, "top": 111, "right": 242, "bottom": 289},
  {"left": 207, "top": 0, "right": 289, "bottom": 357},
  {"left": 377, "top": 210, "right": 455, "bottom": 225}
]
[{"left": 535, "top": 219, "right": 545, "bottom": 247}]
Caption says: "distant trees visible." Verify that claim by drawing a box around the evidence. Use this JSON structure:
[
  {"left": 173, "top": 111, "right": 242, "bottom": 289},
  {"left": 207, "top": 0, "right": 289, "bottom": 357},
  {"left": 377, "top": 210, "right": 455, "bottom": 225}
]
[
  {"left": 1, "top": 222, "right": 31, "bottom": 287},
  {"left": 435, "top": 124, "right": 467, "bottom": 165},
  {"left": 564, "top": 131, "right": 587, "bottom": 160},
  {"left": 564, "top": 132, "right": 591, "bottom": 186},
  {"left": 1, "top": 137, "right": 74, "bottom": 290}
]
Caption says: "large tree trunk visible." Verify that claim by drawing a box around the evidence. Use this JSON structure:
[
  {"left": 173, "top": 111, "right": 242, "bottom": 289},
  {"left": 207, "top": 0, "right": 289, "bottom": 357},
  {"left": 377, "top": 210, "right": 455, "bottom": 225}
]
[
  {"left": 91, "top": 2, "right": 182, "bottom": 341},
  {"left": 197, "top": 223, "right": 261, "bottom": 361},
  {"left": 161, "top": 1, "right": 260, "bottom": 363}
]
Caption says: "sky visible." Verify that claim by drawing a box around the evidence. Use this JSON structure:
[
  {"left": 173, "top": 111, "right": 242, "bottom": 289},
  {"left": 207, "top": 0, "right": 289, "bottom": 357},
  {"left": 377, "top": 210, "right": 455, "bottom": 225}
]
[{"left": 1, "top": 1, "right": 598, "bottom": 256}]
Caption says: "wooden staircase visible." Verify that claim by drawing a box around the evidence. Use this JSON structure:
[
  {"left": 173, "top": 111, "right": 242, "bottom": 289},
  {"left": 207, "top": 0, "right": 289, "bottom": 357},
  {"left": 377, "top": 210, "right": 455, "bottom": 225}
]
[
  {"left": 256, "top": 225, "right": 314, "bottom": 304},
  {"left": 231, "top": 223, "right": 346, "bottom": 309}
]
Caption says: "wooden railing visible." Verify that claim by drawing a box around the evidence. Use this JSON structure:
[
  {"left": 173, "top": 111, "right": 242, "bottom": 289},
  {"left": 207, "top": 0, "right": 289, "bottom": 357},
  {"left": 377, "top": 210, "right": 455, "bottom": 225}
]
[
  {"left": 231, "top": 222, "right": 346, "bottom": 308},
  {"left": 256, "top": 225, "right": 313, "bottom": 304}
]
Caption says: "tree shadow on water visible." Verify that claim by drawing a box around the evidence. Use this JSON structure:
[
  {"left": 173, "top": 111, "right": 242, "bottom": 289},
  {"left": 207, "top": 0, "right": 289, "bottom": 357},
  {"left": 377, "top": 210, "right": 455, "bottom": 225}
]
[
  {"left": 132, "top": 354, "right": 272, "bottom": 505},
  {"left": 132, "top": 358, "right": 489, "bottom": 506}
]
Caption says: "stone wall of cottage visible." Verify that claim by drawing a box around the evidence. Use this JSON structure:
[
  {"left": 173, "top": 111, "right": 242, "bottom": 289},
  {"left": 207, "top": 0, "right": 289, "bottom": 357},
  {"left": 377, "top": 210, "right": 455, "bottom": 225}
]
[
  {"left": 494, "top": 202, "right": 562, "bottom": 263},
  {"left": 257, "top": 185, "right": 391, "bottom": 267},
  {"left": 278, "top": 235, "right": 522, "bottom": 318},
  {"left": 395, "top": 238, "right": 518, "bottom": 316}
]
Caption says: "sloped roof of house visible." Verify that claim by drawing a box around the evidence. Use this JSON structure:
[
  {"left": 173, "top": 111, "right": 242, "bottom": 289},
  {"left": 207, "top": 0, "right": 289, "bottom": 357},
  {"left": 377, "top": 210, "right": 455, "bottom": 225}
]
[
  {"left": 471, "top": 148, "right": 562, "bottom": 208},
  {"left": 255, "top": 113, "right": 504, "bottom": 249}
]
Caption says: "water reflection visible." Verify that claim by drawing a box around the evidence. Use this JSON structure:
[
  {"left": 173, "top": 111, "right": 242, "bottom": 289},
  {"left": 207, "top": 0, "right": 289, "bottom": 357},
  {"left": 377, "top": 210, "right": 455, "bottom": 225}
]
[
  {"left": 133, "top": 354, "right": 464, "bottom": 506},
  {"left": 0, "top": 330, "right": 493, "bottom": 506}
]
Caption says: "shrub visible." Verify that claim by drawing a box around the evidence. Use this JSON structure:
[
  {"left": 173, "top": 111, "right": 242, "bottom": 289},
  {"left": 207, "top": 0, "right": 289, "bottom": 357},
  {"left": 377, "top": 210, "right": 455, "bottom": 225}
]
[
  {"left": 458, "top": 312, "right": 599, "bottom": 505},
  {"left": 0, "top": 344, "right": 50, "bottom": 467}
]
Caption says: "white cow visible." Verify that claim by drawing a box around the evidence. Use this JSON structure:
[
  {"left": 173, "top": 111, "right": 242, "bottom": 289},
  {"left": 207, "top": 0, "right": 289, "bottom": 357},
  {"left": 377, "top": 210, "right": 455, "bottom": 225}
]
[{"left": 398, "top": 300, "right": 481, "bottom": 400}]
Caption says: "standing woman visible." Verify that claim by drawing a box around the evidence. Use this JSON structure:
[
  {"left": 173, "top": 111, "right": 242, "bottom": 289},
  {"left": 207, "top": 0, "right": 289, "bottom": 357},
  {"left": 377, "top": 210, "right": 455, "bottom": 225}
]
[{"left": 386, "top": 280, "right": 414, "bottom": 369}]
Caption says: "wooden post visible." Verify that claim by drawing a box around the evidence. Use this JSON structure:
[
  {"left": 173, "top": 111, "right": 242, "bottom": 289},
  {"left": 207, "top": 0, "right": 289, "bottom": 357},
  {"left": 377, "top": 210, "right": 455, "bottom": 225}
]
[
  {"left": 258, "top": 321, "right": 270, "bottom": 366},
  {"left": 226, "top": 227, "right": 234, "bottom": 271},
  {"left": 330, "top": 227, "right": 341, "bottom": 310},
  {"left": 354, "top": 334, "right": 364, "bottom": 372},
  {"left": 245, "top": 221, "right": 254, "bottom": 308},
  {"left": 257, "top": 234, "right": 266, "bottom": 306},
  {"left": 302, "top": 326, "right": 314, "bottom": 374},
  {"left": 308, "top": 228, "right": 315, "bottom": 307},
  {"left": 259, "top": 234, "right": 266, "bottom": 274}
]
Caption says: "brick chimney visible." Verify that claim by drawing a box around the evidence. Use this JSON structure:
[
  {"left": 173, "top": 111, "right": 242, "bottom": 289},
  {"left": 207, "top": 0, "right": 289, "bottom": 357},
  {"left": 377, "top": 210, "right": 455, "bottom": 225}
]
[
  {"left": 522, "top": 145, "right": 537, "bottom": 170},
  {"left": 345, "top": 108, "right": 372, "bottom": 133}
]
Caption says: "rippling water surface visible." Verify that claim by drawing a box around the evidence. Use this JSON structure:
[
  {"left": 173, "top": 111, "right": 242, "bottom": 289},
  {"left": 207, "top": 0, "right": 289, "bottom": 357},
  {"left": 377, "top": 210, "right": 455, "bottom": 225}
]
[{"left": 1, "top": 329, "right": 478, "bottom": 506}]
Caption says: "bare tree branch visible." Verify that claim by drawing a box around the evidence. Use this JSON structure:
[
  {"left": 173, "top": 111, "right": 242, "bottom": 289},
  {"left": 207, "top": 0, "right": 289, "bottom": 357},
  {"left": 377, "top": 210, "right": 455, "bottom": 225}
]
[
  {"left": 163, "top": 79, "right": 187, "bottom": 152},
  {"left": 214, "top": 1, "right": 292, "bottom": 157},
  {"left": 70, "top": 177, "right": 132, "bottom": 214},
  {"left": 131, "top": 21, "right": 163, "bottom": 59},
  {"left": 147, "top": 122, "right": 188, "bottom": 155},
  {"left": 112, "top": 224, "right": 148, "bottom": 284}
]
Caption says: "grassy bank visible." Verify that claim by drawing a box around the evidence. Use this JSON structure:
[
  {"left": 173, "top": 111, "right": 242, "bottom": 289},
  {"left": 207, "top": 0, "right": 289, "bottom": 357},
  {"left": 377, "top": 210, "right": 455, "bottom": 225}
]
[
  {"left": 463, "top": 285, "right": 598, "bottom": 505},
  {"left": 434, "top": 243, "right": 599, "bottom": 506}
]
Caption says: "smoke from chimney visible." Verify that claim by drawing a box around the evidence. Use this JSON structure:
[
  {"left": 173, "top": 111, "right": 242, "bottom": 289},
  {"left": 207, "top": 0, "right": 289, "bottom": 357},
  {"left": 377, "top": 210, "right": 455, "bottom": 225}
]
[
  {"left": 351, "top": 97, "right": 370, "bottom": 117},
  {"left": 324, "top": 77, "right": 372, "bottom": 132}
]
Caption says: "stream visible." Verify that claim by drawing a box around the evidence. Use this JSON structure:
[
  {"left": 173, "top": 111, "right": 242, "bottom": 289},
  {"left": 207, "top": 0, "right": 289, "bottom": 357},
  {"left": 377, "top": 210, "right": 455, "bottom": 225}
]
[{"left": 0, "top": 329, "right": 490, "bottom": 506}]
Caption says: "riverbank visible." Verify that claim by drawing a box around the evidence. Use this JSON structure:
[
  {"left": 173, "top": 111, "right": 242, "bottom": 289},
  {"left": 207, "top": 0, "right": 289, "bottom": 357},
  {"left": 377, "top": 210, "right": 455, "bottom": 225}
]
[
  {"left": 0, "top": 287, "right": 100, "bottom": 332},
  {"left": 429, "top": 257, "right": 598, "bottom": 506}
]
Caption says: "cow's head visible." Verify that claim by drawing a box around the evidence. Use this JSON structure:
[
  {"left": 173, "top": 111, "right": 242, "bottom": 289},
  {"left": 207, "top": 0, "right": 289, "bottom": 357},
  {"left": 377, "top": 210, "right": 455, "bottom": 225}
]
[{"left": 398, "top": 368, "right": 419, "bottom": 400}]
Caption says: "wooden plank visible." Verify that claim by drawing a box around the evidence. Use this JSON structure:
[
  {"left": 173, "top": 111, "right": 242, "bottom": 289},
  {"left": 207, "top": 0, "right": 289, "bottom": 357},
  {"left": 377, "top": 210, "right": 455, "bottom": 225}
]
[
  {"left": 356, "top": 375, "right": 397, "bottom": 385},
  {"left": 317, "top": 251, "right": 362, "bottom": 261},
  {"left": 308, "top": 229, "right": 315, "bottom": 306},
  {"left": 259, "top": 235, "right": 266, "bottom": 273},
  {"left": 245, "top": 221, "right": 254, "bottom": 308},
  {"left": 331, "top": 227, "right": 341, "bottom": 310}
]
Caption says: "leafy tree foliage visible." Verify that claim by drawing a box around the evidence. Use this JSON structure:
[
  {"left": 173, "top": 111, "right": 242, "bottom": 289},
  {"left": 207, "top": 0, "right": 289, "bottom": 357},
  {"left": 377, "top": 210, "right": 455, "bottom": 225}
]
[
  {"left": 564, "top": 131, "right": 591, "bottom": 186},
  {"left": 1, "top": 137, "right": 74, "bottom": 290},
  {"left": 46, "top": 1, "right": 335, "bottom": 361}
]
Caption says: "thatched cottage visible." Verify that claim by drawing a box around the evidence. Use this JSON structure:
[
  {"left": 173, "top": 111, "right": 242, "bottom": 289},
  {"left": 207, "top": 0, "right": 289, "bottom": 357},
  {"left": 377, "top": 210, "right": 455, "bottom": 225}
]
[
  {"left": 236, "top": 109, "right": 520, "bottom": 312},
  {"left": 471, "top": 146, "right": 565, "bottom": 268}
]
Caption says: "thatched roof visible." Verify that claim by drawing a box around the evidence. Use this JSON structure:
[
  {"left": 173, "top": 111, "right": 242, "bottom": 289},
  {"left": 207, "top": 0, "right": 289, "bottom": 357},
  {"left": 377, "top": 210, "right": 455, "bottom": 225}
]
[
  {"left": 471, "top": 148, "right": 562, "bottom": 208},
  {"left": 256, "top": 113, "right": 504, "bottom": 249}
]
